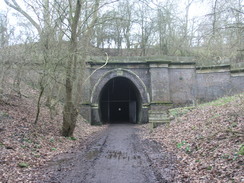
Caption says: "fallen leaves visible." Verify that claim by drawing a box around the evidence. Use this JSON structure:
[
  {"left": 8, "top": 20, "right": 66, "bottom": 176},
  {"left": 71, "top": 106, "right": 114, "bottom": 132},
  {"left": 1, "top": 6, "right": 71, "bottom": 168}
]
[
  {"left": 140, "top": 93, "right": 244, "bottom": 183},
  {"left": 0, "top": 94, "right": 106, "bottom": 182}
]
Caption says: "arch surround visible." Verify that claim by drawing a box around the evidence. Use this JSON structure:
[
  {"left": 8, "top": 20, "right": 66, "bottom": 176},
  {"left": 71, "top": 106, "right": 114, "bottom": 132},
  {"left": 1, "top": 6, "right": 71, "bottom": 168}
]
[{"left": 90, "top": 68, "right": 150, "bottom": 125}]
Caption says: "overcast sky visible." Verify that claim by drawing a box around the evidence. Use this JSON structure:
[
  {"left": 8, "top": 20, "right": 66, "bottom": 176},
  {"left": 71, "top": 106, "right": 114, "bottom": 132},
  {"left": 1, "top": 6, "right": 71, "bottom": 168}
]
[
  {"left": 0, "top": 0, "right": 211, "bottom": 44},
  {"left": 0, "top": 0, "right": 210, "bottom": 19}
]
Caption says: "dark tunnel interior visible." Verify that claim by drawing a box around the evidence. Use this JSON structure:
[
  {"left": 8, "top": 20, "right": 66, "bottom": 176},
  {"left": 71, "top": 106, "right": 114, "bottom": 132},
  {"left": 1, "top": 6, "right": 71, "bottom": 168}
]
[{"left": 99, "top": 77, "right": 140, "bottom": 124}]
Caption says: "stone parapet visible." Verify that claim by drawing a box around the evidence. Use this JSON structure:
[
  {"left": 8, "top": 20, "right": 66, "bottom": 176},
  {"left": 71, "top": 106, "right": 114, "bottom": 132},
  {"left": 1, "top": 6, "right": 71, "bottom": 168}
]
[
  {"left": 230, "top": 68, "right": 244, "bottom": 77},
  {"left": 196, "top": 64, "right": 230, "bottom": 73},
  {"left": 149, "top": 102, "right": 172, "bottom": 128},
  {"left": 149, "top": 110, "right": 170, "bottom": 128}
]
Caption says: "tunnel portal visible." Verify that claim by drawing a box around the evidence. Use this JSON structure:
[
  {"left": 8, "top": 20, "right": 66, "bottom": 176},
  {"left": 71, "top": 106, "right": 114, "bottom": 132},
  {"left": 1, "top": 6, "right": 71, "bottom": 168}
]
[
  {"left": 82, "top": 61, "right": 244, "bottom": 125},
  {"left": 99, "top": 77, "right": 141, "bottom": 124}
]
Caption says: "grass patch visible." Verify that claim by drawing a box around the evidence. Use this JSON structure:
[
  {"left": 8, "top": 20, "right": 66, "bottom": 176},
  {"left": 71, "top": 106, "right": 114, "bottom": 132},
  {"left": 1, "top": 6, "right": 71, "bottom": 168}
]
[
  {"left": 50, "top": 147, "right": 57, "bottom": 151},
  {"left": 169, "top": 94, "right": 242, "bottom": 118},
  {"left": 176, "top": 141, "right": 191, "bottom": 153},
  {"left": 67, "top": 136, "right": 77, "bottom": 141},
  {"left": 18, "top": 162, "right": 29, "bottom": 168},
  {"left": 238, "top": 144, "right": 244, "bottom": 156},
  {"left": 199, "top": 95, "right": 238, "bottom": 107},
  {"left": 0, "top": 111, "right": 10, "bottom": 118},
  {"left": 169, "top": 106, "right": 195, "bottom": 118}
]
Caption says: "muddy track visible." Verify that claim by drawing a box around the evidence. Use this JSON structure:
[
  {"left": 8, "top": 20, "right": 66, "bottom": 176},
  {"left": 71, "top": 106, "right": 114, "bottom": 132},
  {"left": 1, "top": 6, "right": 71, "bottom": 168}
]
[{"left": 40, "top": 124, "right": 177, "bottom": 183}]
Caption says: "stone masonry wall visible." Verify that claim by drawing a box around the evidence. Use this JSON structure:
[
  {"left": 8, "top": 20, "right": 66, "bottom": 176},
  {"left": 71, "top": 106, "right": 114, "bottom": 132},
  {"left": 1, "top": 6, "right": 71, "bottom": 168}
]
[
  {"left": 169, "top": 63, "right": 196, "bottom": 104},
  {"left": 81, "top": 60, "right": 244, "bottom": 124},
  {"left": 196, "top": 65, "right": 243, "bottom": 102}
]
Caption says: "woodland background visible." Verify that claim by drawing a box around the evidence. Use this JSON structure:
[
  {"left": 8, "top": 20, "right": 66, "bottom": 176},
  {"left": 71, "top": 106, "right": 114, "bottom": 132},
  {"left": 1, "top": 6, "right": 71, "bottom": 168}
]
[{"left": 0, "top": 0, "right": 243, "bottom": 136}]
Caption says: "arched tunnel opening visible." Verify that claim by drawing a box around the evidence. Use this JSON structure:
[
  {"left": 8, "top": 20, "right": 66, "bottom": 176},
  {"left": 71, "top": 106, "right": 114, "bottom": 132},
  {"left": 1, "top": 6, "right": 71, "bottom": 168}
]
[{"left": 99, "top": 77, "right": 141, "bottom": 124}]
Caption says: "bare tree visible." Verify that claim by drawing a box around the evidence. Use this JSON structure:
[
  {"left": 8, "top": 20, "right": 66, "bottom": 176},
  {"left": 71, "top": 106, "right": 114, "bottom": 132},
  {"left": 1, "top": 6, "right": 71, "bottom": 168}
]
[
  {"left": 0, "top": 12, "right": 9, "bottom": 47},
  {"left": 61, "top": 0, "right": 82, "bottom": 137}
]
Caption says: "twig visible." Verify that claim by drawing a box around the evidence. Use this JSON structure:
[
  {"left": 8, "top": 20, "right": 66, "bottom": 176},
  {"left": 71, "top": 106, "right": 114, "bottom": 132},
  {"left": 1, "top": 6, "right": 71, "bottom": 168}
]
[{"left": 82, "top": 53, "right": 109, "bottom": 86}]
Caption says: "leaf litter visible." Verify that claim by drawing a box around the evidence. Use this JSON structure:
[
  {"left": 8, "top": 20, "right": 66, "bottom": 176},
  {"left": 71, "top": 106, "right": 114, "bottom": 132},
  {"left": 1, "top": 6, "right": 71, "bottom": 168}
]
[
  {"left": 0, "top": 92, "right": 106, "bottom": 182},
  {"left": 139, "top": 93, "right": 244, "bottom": 183}
]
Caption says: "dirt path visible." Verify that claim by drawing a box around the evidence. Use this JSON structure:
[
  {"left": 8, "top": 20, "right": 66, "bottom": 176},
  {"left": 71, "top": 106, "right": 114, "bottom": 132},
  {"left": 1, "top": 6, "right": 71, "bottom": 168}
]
[{"left": 41, "top": 124, "right": 176, "bottom": 183}]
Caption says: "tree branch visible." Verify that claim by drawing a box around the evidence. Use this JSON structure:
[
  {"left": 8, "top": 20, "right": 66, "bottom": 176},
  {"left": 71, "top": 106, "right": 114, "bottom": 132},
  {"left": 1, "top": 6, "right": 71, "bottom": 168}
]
[{"left": 4, "top": 0, "right": 42, "bottom": 35}]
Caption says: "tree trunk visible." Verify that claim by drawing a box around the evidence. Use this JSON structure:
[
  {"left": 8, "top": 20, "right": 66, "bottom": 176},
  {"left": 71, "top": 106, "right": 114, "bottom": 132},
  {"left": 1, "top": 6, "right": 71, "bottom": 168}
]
[
  {"left": 34, "top": 84, "right": 44, "bottom": 124},
  {"left": 62, "top": 47, "right": 78, "bottom": 136},
  {"left": 62, "top": 0, "right": 81, "bottom": 137}
]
